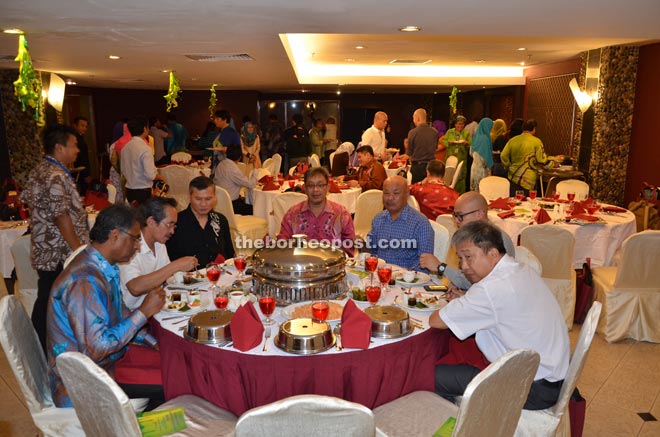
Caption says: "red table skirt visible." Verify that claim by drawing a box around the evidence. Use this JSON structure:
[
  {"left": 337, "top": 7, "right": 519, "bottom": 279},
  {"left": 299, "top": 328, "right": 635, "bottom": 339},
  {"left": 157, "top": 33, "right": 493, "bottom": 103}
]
[{"left": 155, "top": 324, "right": 449, "bottom": 416}]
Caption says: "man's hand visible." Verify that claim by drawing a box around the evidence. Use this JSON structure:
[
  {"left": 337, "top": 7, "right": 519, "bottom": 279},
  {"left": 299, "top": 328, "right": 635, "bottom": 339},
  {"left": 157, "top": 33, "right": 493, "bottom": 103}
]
[
  {"left": 446, "top": 285, "right": 466, "bottom": 301},
  {"left": 172, "top": 256, "right": 198, "bottom": 273},
  {"left": 420, "top": 253, "right": 441, "bottom": 272},
  {"left": 347, "top": 180, "right": 359, "bottom": 188},
  {"left": 139, "top": 287, "right": 166, "bottom": 319}
]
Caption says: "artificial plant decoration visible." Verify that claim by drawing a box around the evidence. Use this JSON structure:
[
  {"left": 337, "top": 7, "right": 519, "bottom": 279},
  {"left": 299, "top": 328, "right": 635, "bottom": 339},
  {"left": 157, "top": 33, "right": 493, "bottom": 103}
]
[
  {"left": 449, "top": 86, "right": 458, "bottom": 119},
  {"left": 13, "top": 34, "right": 45, "bottom": 126},
  {"left": 208, "top": 83, "right": 217, "bottom": 118},
  {"left": 164, "top": 71, "right": 181, "bottom": 112}
]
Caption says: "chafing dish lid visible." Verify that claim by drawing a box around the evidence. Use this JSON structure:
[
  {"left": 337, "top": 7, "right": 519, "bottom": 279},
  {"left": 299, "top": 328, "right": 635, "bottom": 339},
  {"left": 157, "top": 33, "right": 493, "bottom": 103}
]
[
  {"left": 280, "top": 318, "right": 331, "bottom": 337},
  {"left": 364, "top": 305, "right": 409, "bottom": 323},
  {"left": 253, "top": 246, "right": 345, "bottom": 274},
  {"left": 188, "top": 309, "right": 233, "bottom": 328}
]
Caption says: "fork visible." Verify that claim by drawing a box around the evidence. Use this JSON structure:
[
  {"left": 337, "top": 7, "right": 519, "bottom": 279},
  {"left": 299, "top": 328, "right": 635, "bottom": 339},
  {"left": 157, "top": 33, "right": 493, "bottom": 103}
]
[{"left": 262, "top": 326, "right": 271, "bottom": 352}]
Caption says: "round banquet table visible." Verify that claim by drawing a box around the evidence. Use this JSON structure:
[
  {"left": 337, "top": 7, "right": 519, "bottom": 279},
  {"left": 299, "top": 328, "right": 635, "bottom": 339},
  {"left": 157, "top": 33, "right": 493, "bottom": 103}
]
[
  {"left": 153, "top": 264, "right": 449, "bottom": 416},
  {"left": 0, "top": 222, "right": 28, "bottom": 278},
  {"left": 488, "top": 201, "right": 636, "bottom": 268}
]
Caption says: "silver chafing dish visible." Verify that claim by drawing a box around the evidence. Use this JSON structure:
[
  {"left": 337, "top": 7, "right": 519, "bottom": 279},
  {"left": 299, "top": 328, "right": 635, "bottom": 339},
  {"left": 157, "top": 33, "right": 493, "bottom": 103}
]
[
  {"left": 364, "top": 305, "right": 412, "bottom": 339},
  {"left": 184, "top": 310, "right": 233, "bottom": 345},
  {"left": 252, "top": 243, "right": 348, "bottom": 306},
  {"left": 274, "top": 318, "right": 335, "bottom": 354}
]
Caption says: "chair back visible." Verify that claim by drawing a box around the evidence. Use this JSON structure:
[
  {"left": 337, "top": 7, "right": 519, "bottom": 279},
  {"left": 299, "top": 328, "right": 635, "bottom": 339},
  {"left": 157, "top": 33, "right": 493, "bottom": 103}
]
[
  {"left": 214, "top": 185, "right": 238, "bottom": 229},
  {"left": 454, "top": 349, "right": 540, "bottom": 437},
  {"left": 443, "top": 156, "right": 458, "bottom": 186},
  {"left": 288, "top": 165, "right": 297, "bottom": 176},
  {"left": 63, "top": 244, "right": 88, "bottom": 269},
  {"left": 353, "top": 190, "right": 383, "bottom": 240},
  {"left": 479, "top": 176, "right": 510, "bottom": 201},
  {"left": 520, "top": 225, "right": 574, "bottom": 280},
  {"left": 435, "top": 214, "right": 457, "bottom": 239},
  {"left": 256, "top": 167, "right": 271, "bottom": 180},
  {"left": 171, "top": 151, "right": 192, "bottom": 164},
  {"left": 262, "top": 158, "right": 275, "bottom": 175},
  {"left": 407, "top": 195, "right": 420, "bottom": 211},
  {"left": 235, "top": 394, "right": 375, "bottom": 437},
  {"left": 449, "top": 161, "right": 464, "bottom": 189},
  {"left": 556, "top": 179, "right": 589, "bottom": 200},
  {"left": 159, "top": 165, "right": 192, "bottom": 210},
  {"left": 106, "top": 183, "right": 117, "bottom": 204},
  {"left": 56, "top": 351, "right": 142, "bottom": 437},
  {"left": 271, "top": 153, "right": 282, "bottom": 175},
  {"left": 429, "top": 220, "right": 450, "bottom": 262},
  {"left": 514, "top": 246, "right": 543, "bottom": 276},
  {"left": 10, "top": 235, "right": 38, "bottom": 315},
  {"left": 329, "top": 151, "right": 337, "bottom": 171},
  {"left": 550, "top": 302, "right": 601, "bottom": 416},
  {"left": 614, "top": 230, "right": 660, "bottom": 289},
  {"left": 309, "top": 154, "right": 321, "bottom": 168},
  {"left": 272, "top": 192, "right": 308, "bottom": 236}
]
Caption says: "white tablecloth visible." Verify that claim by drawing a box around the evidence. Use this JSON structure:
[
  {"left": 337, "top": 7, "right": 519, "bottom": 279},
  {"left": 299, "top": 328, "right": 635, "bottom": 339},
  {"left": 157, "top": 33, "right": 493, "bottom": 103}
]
[
  {"left": 0, "top": 223, "right": 29, "bottom": 278},
  {"left": 489, "top": 202, "right": 636, "bottom": 268}
]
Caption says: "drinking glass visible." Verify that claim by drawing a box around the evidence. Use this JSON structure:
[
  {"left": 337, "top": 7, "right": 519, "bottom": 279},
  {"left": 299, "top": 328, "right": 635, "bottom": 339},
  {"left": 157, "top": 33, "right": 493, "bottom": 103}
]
[
  {"left": 515, "top": 190, "right": 525, "bottom": 201},
  {"left": 311, "top": 299, "right": 330, "bottom": 322},
  {"left": 206, "top": 263, "right": 221, "bottom": 292},
  {"left": 366, "top": 286, "right": 381, "bottom": 306},
  {"left": 364, "top": 254, "right": 379, "bottom": 286},
  {"left": 234, "top": 253, "right": 247, "bottom": 280},
  {"left": 567, "top": 192, "right": 576, "bottom": 202},
  {"left": 507, "top": 197, "right": 517, "bottom": 209},
  {"left": 258, "top": 294, "right": 277, "bottom": 325},
  {"left": 528, "top": 190, "right": 537, "bottom": 201},
  {"left": 214, "top": 289, "right": 229, "bottom": 310},
  {"left": 586, "top": 203, "right": 599, "bottom": 216},
  {"left": 552, "top": 191, "right": 561, "bottom": 202},
  {"left": 377, "top": 264, "right": 393, "bottom": 293}
]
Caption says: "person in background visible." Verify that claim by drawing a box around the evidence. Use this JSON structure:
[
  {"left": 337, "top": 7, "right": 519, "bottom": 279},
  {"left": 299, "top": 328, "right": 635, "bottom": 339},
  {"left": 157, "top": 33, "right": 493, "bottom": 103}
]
[
  {"left": 470, "top": 117, "right": 494, "bottom": 192},
  {"left": 149, "top": 116, "right": 170, "bottom": 166},
  {"left": 442, "top": 115, "right": 471, "bottom": 194},
  {"left": 464, "top": 117, "right": 479, "bottom": 138},
  {"left": 433, "top": 120, "right": 448, "bottom": 162},
  {"left": 213, "top": 144, "right": 260, "bottom": 215},
  {"left": 309, "top": 118, "right": 327, "bottom": 159},
  {"left": 198, "top": 121, "right": 219, "bottom": 157},
  {"left": 164, "top": 113, "right": 188, "bottom": 155},
  {"left": 241, "top": 121, "right": 261, "bottom": 170},
  {"left": 284, "top": 113, "right": 311, "bottom": 170},
  {"left": 120, "top": 117, "right": 162, "bottom": 205},
  {"left": 409, "top": 160, "right": 459, "bottom": 220},
  {"left": 209, "top": 109, "right": 241, "bottom": 171},
  {"left": 402, "top": 108, "right": 439, "bottom": 184},
  {"left": 72, "top": 116, "right": 91, "bottom": 196},
  {"left": 20, "top": 124, "right": 90, "bottom": 351},
  {"left": 323, "top": 117, "right": 338, "bottom": 164},
  {"left": 336, "top": 145, "right": 387, "bottom": 192},
  {"left": 507, "top": 118, "right": 524, "bottom": 141},
  {"left": 361, "top": 111, "right": 389, "bottom": 160},
  {"left": 262, "top": 113, "right": 285, "bottom": 161},
  {"left": 166, "top": 176, "right": 234, "bottom": 267},
  {"left": 330, "top": 141, "right": 354, "bottom": 177},
  {"left": 490, "top": 119, "right": 508, "bottom": 178},
  {"left": 119, "top": 197, "right": 197, "bottom": 310}
]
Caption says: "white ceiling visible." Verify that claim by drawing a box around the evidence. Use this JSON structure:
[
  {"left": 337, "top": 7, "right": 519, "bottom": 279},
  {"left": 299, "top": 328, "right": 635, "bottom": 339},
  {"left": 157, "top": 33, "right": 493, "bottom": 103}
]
[{"left": 0, "top": 0, "right": 658, "bottom": 93}]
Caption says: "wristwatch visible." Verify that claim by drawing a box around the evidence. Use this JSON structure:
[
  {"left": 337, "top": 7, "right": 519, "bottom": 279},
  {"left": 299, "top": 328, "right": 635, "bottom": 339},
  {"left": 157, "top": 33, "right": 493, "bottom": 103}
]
[{"left": 436, "top": 262, "right": 447, "bottom": 277}]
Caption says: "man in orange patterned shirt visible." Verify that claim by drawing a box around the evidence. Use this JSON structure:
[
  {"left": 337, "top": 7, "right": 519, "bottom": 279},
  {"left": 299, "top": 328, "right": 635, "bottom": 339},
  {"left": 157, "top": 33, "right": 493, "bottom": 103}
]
[{"left": 409, "top": 160, "right": 459, "bottom": 220}]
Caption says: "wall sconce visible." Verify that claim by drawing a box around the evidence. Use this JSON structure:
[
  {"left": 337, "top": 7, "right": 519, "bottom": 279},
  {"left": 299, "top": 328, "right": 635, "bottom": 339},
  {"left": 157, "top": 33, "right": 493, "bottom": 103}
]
[
  {"left": 569, "top": 78, "right": 592, "bottom": 113},
  {"left": 48, "top": 73, "right": 66, "bottom": 112}
]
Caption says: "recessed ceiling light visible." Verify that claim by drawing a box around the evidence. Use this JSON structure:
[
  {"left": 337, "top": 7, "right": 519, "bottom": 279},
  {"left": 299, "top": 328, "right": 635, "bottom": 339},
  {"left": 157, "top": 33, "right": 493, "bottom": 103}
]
[
  {"left": 291, "top": 102, "right": 297, "bottom": 108},
  {"left": 517, "top": 47, "right": 526, "bottom": 51},
  {"left": 519, "top": 61, "right": 526, "bottom": 66},
  {"left": 433, "top": 91, "right": 438, "bottom": 94},
  {"left": 268, "top": 102, "right": 276, "bottom": 109},
  {"left": 336, "top": 90, "right": 341, "bottom": 95},
  {"left": 66, "top": 80, "right": 76, "bottom": 85},
  {"left": 355, "top": 45, "right": 365, "bottom": 50},
  {"left": 301, "top": 89, "right": 306, "bottom": 93},
  {"left": 345, "top": 58, "right": 355, "bottom": 62},
  {"left": 108, "top": 55, "right": 121, "bottom": 60},
  {"left": 161, "top": 69, "right": 170, "bottom": 73},
  {"left": 399, "top": 26, "right": 421, "bottom": 32},
  {"left": 3, "top": 28, "right": 24, "bottom": 34},
  {"left": 475, "top": 59, "right": 486, "bottom": 63}
]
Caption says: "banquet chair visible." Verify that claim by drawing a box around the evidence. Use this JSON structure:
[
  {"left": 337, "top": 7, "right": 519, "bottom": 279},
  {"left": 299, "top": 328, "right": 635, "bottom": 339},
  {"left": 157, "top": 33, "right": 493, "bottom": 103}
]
[
  {"left": 288, "top": 165, "right": 297, "bottom": 176},
  {"left": 353, "top": 190, "right": 383, "bottom": 240},
  {"left": 0, "top": 295, "right": 85, "bottom": 436},
  {"left": 271, "top": 191, "right": 308, "bottom": 237},
  {"left": 435, "top": 214, "right": 457, "bottom": 239},
  {"left": 235, "top": 394, "right": 374, "bottom": 437},
  {"left": 170, "top": 151, "right": 192, "bottom": 164},
  {"left": 159, "top": 165, "right": 192, "bottom": 211},
  {"left": 329, "top": 151, "right": 337, "bottom": 171},
  {"left": 57, "top": 351, "right": 238, "bottom": 437},
  {"left": 374, "top": 349, "right": 540, "bottom": 437},
  {"left": 271, "top": 153, "right": 282, "bottom": 175},
  {"left": 107, "top": 183, "right": 117, "bottom": 203},
  {"left": 429, "top": 220, "right": 450, "bottom": 262},
  {"left": 592, "top": 230, "right": 660, "bottom": 342},
  {"left": 443, "top": 156, "right": 458, "bottom": 186},
  {"left": 515, "top": 302, "right": 602, "bottom": 437},
  {"left": 449, "top": 161, "right": 464, "bottom": 190},
  {"left": 256, "top": 167, "right": 271, "bottom": 180},
  {"left": 514, "top": 246, "right": 543, "bottom": 276},
  {"left": 63, "top": 244, "right": 88, "bottom": 269},
  {"left": 214, "top": 186, "right": 268, "bottom": 254},
  {"left": 520, "top": 225, "right": 576, "bottom": 330},
  {"left": 479, "top": 176, "right": 510, "bottom": 200},
  {"left": 10, "top": 235, "right": 38, "bottom": 316},
  {"left": 556, "top": 179, "right": 589, "bottom": 200},
  {"left": 262, "top": 157, "right": 275, "bottom": 175},
  {"left": 407, "top": 195, "right": 420, "bottom": 211},
  {"left": 309, "top": 153, "right": 321, "bottom": 168}
]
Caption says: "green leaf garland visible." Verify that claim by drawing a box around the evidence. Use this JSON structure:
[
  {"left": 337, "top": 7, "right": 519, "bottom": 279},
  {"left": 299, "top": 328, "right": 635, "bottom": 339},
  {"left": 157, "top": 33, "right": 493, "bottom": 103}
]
[
  {"left": 449, "top": 86, "right": 458, "bottom": 119},
  {"left": 208, "top": 84, "right": 217, "bottom": 118},
  {"left": 164, "top": 71, "right": 181, "bottom": 112},
  {"left": 13, "top": 34, "right": 45, "bottom": 127}
]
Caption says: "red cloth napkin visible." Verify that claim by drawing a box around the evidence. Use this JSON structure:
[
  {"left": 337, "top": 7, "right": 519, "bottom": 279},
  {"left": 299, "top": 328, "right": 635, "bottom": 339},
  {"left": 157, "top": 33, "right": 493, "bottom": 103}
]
[
  {"left": 262, "top": 180, "right": 279, "bottom": 191},
  {"left": 436, "top": 334, "right": 490, "bottom": 371},
  {"left": 497, "top": 210, "right": 515, "bottom": 219},
  {"left": 213, "top": 254, "right": 226, "bottom": 264},
  {"left": 534, "top": 208, "right": 552, "bottom": 224},
  {"left": 84, "top": 192, "right": 111, "bottom": 211},
  {"left": 231, "top": 301, "right": 265, "bottom": 351},
  {"left": 572, "top": 202, "right": 586, "bottom": 214},
  {"left": 340, "top": 300, "right": 372, "bottom": 349},
  {"left": 114, "top": 344, "right": 162, "bottom": 385},
  {"left": 258, "top": 175, "right": 271, "bottom": 184},
  {"left": 328, "top": 181, "right": 342, "bottom": 193},
  {"left": 488, "top": 197, "right": 511, "bottom": 210},
  {"left": 570, "top": 214, "right": 599, "bottom": 222},
  {"left": 388, "top": 161, "right": 400, "bottom": 169},
  {"left": 602, "top": 205, "right": 627, "bottom": 213}
]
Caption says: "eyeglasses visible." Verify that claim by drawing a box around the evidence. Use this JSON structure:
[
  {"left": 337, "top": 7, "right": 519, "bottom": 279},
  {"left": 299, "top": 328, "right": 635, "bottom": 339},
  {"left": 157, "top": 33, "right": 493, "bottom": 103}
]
[
  {"left": 160, "top": 221, "right": 177, "bottom": 229},
  {"left": 119, "top": 229, "right": 142, "bottom": 243},
  {"left": 306, "top": 183, "right": 328, "bottom": 190},
  {"left": 452, "top": 209, "right": 480, "bottom": 222}
]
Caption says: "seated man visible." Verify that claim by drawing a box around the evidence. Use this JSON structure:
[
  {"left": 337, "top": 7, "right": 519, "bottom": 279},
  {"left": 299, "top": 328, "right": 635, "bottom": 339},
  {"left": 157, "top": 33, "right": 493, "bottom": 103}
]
[
  {"left": 366, "top": 176, "right": 433, "bottom": 270},
  {"left": 213, "top": 144, "right": 260, "bottom": 215},
  {"left": 277, "top": 167, "right": 355, "bottom": 256},
  {"left": 166, "top": 176, "right": 235, "bottom": 267},
  {"left": 409, "top": 160, "right": 459, "bottom": 220},
  {"left": 336, "top": 145, "right": 387, "bottom": 192},
  {"left": 47, "top": 204, "right": 166, "bottom": 408},
  {"left": 119, "top": 197, "right": 198, "bottom": 310},
  {"left": 430, "top": 221, "right": 569, "bottom": 410},
  {"left": 420, "top": 191, "right": 515, "bottom": 290}
]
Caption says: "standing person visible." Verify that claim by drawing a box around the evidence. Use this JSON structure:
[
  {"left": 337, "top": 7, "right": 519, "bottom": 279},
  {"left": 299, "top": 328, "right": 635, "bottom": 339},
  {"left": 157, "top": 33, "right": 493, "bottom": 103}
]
[
  {"left": 336, "top": 145, "right": 387, "bottom": 192},
  {"left": 507, "top": 118, "right": 524, "bottom": 140},
  {"left": 210, "top": 109, "right": 241, "bottom": 171},
  {"left": 490, "top": 119, "right": 508, "bottom": 177},
  {"left": 198, "top": 121, "right": 219, "bottom": 156},
  {"left": 241, "top": 121, "right": 261, "bottom": 170},
  {"left": 164, "top": 113, "right": 188, "bottom": 155},
  {"left": 309, "top": 118, "right": 326, "bottom": 159},
  {"left": 404, "top": 108, "right": 439, "bottom": 184},
  {"left": 120, "top": 117, "right": 162, "bottom": 205},
  {"left": 108, "top": 123, "right": 131, "bottom": 204},
  {"left": 20, "top": 124, "right": 90, "bottom": 351},
  {"left": 470, "top": 118, "right": 494, "bottom": 192},
  {"left": 433, "top": 120, "right": 448, "bottom": 162},
  {"left": 213, "top": 145, "right": 260, "bottom": 215},
  {"left": 283, "top": 113, "right": 311, "bottom": 169},
  {"left": 71, "top": 116, "right": 91, "bottom": 196},
  {"left": 408, "top": 160, "right": 459, "bottom": 220},
  {"left": 261, "top": 113, "right": 285, "bottom": 160},
  {"left": 361, "top": 111, "right": 388, "bottom": 160},
  {"left": 442, "top": 115, "right": 471, "bottom": 194},
  {"left": 323, "top": 116, "right": 338, "bottom": 164},
  {"left": 149, "top": 116, "right": 170, "bottom": 166}
]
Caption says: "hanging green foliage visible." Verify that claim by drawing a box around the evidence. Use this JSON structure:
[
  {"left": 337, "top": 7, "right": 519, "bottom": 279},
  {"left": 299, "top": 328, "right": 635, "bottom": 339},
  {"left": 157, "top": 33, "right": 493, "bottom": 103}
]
[
  {"left": 164, "top": 71, "right": 181, "bottom": 112},
  {"left": 13, "top": 34, "right": 45, "bottom": 127},
  {"left": 449, "top": 86, "right": 458, "bottom": 118},
  {"left": 208, "top": 84, "right": 218, "bottom": 118}
]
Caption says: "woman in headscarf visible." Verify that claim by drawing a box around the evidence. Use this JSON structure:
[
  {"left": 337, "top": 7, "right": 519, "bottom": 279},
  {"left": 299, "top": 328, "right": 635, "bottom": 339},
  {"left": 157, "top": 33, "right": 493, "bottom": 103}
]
[
  {"left": 490, "top": 119, "right": 508, "bottom": 177},
  {"left": 470, "top": 118, "right": 494, "bottom": 191},
  {"left": 433, "top": 120, "right": 448, "bottom": 162},
  {"left": 507, "top": 118, "right": 524, "bottom": 140},
  {"left": 331, "top": 141, "right": 355, "bottom": 177},
  {"left": 241, "top": 121, "right": 261, "bottom": 171},
  {"left": 442, "top": 115, "right": 471, "bottom": 193}
]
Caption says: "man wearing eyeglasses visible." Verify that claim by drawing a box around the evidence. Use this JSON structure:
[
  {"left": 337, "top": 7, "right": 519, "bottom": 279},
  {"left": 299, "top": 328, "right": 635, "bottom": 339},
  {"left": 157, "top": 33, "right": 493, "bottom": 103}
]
[
  {"left": 277, "top": 167, "right": 355, "bottom": 255},
  {"left": 119, "top": 197, "right": 198, "bottom": 310},
  {"left": 420, "top": 191, "right": 515, "bottom": 291}
]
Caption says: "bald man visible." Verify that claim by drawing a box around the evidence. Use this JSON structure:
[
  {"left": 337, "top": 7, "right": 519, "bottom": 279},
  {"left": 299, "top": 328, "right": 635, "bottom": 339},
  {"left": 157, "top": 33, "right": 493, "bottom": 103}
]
[
  {"left": 406, "top": 108, "right": 439, "bottom": 184},
  {"left": 361, "top": 111, "right": 389, "bottom": 160},
  {"left": 420, "top": 191, "right": 515, "bottom": 290}
]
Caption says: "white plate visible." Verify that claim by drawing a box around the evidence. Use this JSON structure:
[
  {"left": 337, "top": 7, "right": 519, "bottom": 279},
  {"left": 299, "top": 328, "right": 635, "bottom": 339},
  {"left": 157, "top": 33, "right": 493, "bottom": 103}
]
[
  {"left": 227, "top": 293, "right": 257, "bottom": 311},
  {"left": 281, "top": 300, "right": 347, "bottom": 323},
  {"left": 395, "top": 294, "right": 447, "bottom": 313},
  {"left": 395, "top": 271, "right": 431, "bottom": 286},
  {"left": 347, "top": 290, "right": 386, "bottom": 306},
  {"left": 161, "top": 300, "right": 207, "bottom": 314}
]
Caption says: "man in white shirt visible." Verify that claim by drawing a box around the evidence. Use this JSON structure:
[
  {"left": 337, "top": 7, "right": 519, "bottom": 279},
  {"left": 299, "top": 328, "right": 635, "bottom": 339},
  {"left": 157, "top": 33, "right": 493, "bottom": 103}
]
[
  {"left": 213, "top": 144, "right": 260, "bottom": 215},
  {"left": 119, "top": 197, "right": 198, "bottom": 310},
  {"left": 361, "top": 111, "right": 388, "bottom": 160},
  {"left": 149, "top": 116, "right": 170, "bottom": 165},
  {"left": 121, "top": 117, "right": 163, "bottom": 205},
  {"left": 429, "top": 221, "right": 569, "bottom": 410}
]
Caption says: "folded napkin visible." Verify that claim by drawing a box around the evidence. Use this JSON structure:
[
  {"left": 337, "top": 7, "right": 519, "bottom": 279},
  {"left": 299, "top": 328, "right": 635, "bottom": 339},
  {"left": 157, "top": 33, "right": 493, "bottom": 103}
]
[
  {"left": 388, "top": 161, "right": 401, "bottom": 169},
  {"left": 571, "top": 202, "right": 586, "bottom": 215},
  {"left": 328, "top": 181, "right": 342, "bottom": 193},
  {"left": 258, "top": 175, "right": 271, "bottom": 184},
  {"left": 488, "top": 197, "right": 511, "bottom": 210},
  {"left": 231, "top": 301, "right": 265, "bottom": 351},
  {"left": 84, "top": 192, "right": 111, "bottom": 211},
  {"left": 534, "top": 208, "right": 552, "bottom": 224},
  {"left": 114, "top": 344, "right": 162, "bottom": 385},
  {"left": 262, "top": 180, "right": 279, "bottom": 191},
  {"left": 602, "top": 205, "right": 627, "bottom": 213},
  {"left": 497, "top": 210, "right": 515, "bottom": 219},
  {"left": 213, "top": 254, "right": 226, "bottom": 264},
  {"left": 340, "top": 300, "right": 372, "bottom": 349},
  {"left": 570, "top": 214, "right": 599, "bottom": 222}
]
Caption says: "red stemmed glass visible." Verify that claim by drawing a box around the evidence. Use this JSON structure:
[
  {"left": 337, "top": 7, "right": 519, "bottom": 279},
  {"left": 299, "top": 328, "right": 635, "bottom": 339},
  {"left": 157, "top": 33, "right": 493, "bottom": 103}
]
[
  {"left": 214, "top": 289, "right": 229, "bottom": 310},
  {"left": 206, "top": 263, "right": 221, "bottom": 292},
  {"left": 365, "top": 254, "right": 379, "bottom": 286},
  {"left": 259, "top": 294, "right": 277, "bottom": 325},
  {"left": 567, "top": 192, "right": 576, "bottom": 202},
  {"left": 366, "top": 286, "right": 381, "bottom": 306},
  {"left": 234, "top": 253, "right": 247, "bottom": 280},
  {"left": 377, "top": 264, "right": 393, "bottom": 293},
  {"left": 311, "top": 299, "right": 329, "bottom": 322},
  {"left": 553, "top": 191, "right": 561, "bottom": 202}
]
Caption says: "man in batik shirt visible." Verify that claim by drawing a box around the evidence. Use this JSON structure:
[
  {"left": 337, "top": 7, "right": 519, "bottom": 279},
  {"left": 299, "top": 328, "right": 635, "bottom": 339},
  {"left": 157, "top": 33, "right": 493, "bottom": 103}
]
[{"left": 409, "top": 160, "right": 459, "bottom": 220}]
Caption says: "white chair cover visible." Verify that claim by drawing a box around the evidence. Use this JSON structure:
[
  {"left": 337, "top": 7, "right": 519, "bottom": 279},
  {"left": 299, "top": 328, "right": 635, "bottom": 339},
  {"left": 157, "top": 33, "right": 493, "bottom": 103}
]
[
  {"left": 171, "top": 151, "right": 192, "bottom": 164},
  {"left": 353, "top": 190, "right": 383, "bottom": 240},
  {"left": 592, "top": 230, "right": 660, "bottom": 342},
  {"left": 271, "top": 192, "right": 308, "bottom": 237},
  {"left": 271, "top": 153, "right": 282, "bottom": 175},
  {"left": 435, "top": 214, "right": 457, "bottom": 239},
  {"left": 256, "top": 167, "right": 271, "bottom": 180},
  {"left": 235, "top": 394, "right": 375, "bottom": 437},
  {"left": 107, "top": 183, "right": 117, "bottom": 204},
  {"left": 556, "top": 179, "right": 589, "bottom": 200},
  {"left": 57, "top": 352, "right": 238, "bottom": 437},
  {"left": 159, "top": 165, "right": 193, "bottom": 211},
  {"left": 479, "top": 176, "right": 510, "bottom": 200},
  {"left": 515, "top": 302, "right": 602, "bottom": 437},
  {"left": 514, "top": 246, "right": 543, "bottom": 276},
  {"left": 375, "top": 349, "right": 540, "bottom": 437},
  {"left": 10, "top": 235, "right": 38, "bottom": 316},
  {"left": 63, "top": 244, "right": 87, "bottom": 269},
  {"left": 407, "top": 195, "right": 420, "bottom": 211},
  {"left": 0, "top": 296, "right": 85, "bottom": 437},
  {"left": 329, "top": 151, "right": 337, "bottom": 171},
  {"left": 450, "top": 161, "right": 464, "bottom": 190},
  {"left": 430, "top": 220, "right": 450, "bottom": 263},
  {"left": 443, "top": 155, "right": 458, "bottom": 186},
  {"left": 262, "top": 158, "right": 275, "bottom": 175},
  {"left": 520, "top": 225, "right": 576, "bottom": 329},
  {"left": 288, "top": 165, "right": 297, "bottom": 176},
  {"left": 214, "top": 186, "right": 268, "bottom": 254},
  {"left": 309, "top": 154, "right": 321, "bottom": 168}
]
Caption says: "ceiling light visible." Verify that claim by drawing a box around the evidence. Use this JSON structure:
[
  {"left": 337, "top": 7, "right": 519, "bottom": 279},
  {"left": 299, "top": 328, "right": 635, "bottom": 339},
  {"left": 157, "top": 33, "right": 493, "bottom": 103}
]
[
  {"left": 345, "top": 58, "right": 355, "bottom": 62},
  {"left": 475, "top": 59, "right": 486, "bottom": 63},
  {"left": 108, "top": 55, "right": 121, "bottom": 60},
  {"left": 291, "top": 102, "right": 297, "bottom": 108},
  {"left": 517, "top": 47, "right": 526, "bottom": 51},
  {"left": 399, "top": 26, "right": 421, "bottom": 32},
  {"left": 433, "top": 91, "right": 438, "bottom": 95},
  {"left": 161, "top": 69, "right": 170, "bottom": 73},
  {"left": 65, "top": 79, "right": 76, "bottom": 85},
  {"left": 355, "top": 45, "right": 365, "bottom": 50},
  {"left": 3, "top": 28, "right": 24, "bottom": 34},
  {"left": 519, "top": 61, "right": 526, "bottom": 66},
  {"left": 268, "top": 102, "right": 276, "bottom": 109},
  {"left": 301, "top": 89, "right": 306, "bottom": 93},
  {"left": 336, "top": 90, "right": 341, "bottom": 95}
]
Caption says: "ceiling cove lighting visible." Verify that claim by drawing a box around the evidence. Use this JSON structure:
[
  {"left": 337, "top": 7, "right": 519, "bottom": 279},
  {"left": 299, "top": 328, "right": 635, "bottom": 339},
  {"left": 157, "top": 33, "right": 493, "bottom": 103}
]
[
  {"left": 399, "top": 26, "right": 421, "bottom": 32},
  {"left": 108, "top": 55, "right": 121, "bottom": 60},
  {"left": 3, "top": 28, "right": 24, "bottom": 34}
]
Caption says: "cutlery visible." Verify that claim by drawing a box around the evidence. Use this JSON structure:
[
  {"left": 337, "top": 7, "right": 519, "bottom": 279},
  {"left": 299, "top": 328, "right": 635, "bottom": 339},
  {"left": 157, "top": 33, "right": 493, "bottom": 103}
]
[
  {"left": 262, "top": 326, "right": 271, "bottom": 352},
  {"left": 162, "top": 314, "right": 188, "bottom": 321},
  {"left": 166, "top": 286, "right": 192, "bottom": 291},
  {"left": 221, "top": 341, "right": 234, "bottom": 348},
  {"left": 333, "top": 325, "right": 343, "bottom": 351},
  {"left": 172, "top": 318, "right": 190, "bottom": 326},
  {"left": 409, "top": 316, "right": 424, "bottom": 324}
]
